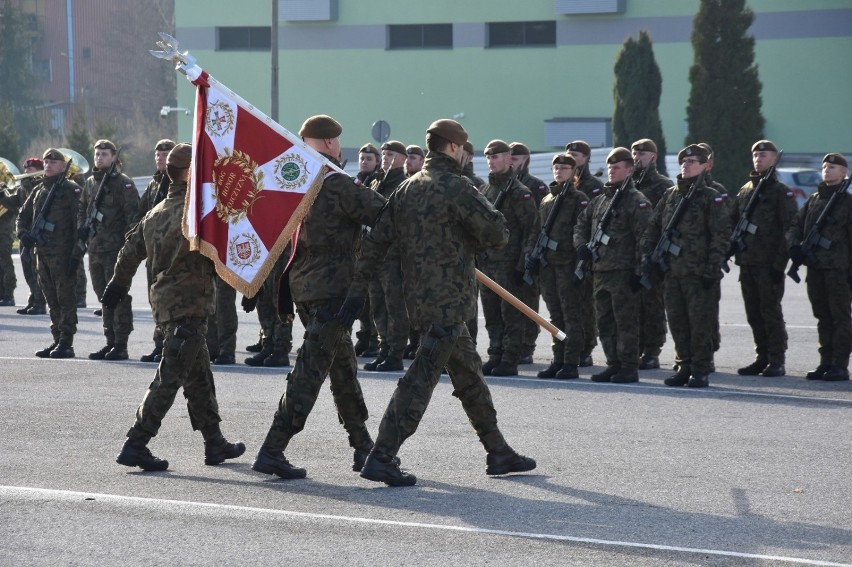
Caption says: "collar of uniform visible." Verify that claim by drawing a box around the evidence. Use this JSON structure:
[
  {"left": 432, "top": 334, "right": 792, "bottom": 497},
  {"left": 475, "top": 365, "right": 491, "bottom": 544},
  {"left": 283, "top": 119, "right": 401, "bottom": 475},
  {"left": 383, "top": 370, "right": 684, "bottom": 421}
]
[
  {"left": 488, "top": 168, "right": 514, "bottom": 185},
  {"left": 423, "top": 151, "right": 462, "bottom": 175}
]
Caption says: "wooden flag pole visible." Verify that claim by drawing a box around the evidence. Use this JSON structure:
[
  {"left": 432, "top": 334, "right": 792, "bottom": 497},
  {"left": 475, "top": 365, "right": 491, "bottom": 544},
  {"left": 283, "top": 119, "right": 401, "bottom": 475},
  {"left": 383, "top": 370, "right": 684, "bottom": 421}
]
[{"left": 475, "top": 269, "right": 566, "bottom": 342}]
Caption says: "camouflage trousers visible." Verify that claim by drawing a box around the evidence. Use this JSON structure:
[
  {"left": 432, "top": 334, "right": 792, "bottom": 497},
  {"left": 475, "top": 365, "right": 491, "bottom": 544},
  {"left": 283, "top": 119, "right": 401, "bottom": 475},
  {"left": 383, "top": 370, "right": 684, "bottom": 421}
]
[
  {"left": 145, "top": 262, "right": 163, "bottom": 350},
  {"left": 257, "top": 259, "right": 293, "bottom": 352},
  {"left": 739, "top": 265, "right": 787, "bottom": 364},
  {"left": 207, "top": 275, "right": 237, "bottom": 357},
  {"left": 126, "top": 319, "right": 222, "bottom": 444},
  {"left": 578, "top": 276, "right": 597, "bottom": 357},
  {"left": 807, "top": 269, "right": 851, "bottom": 368},
  {"left": 75, "top": 260, "right": 87, "bottom": 305},
  {"left": 373, "top": 323, "right": 506, "bottom": 458},
  {"left": 21, "top": 249, "right": 45, "bottom": 307},
  {"left": 0, "top": 228, "right": 16, "bottom": 298},
  {"left": 369, "top": 255, "right": 410, "bottom": 359},
  {"left": 263, "top": 299, "right": 372, "bottom": 452},
  {"left": 36, "top": 252, "right": 77, "bottom": 343},
  {"left": 664, "top": 274, "right": 717, "bottom": 375},
  {"left": 89, "top": 251, "right": 133, "bottom": 343},
  {"left": 638, "top": 270, "right": 667, "bottom": 357},
  {"left": 540, "top": 262, "right": 589, "bottom": 365},
  {"left": 519, "top": 279, "right": 540, "bottom": 358},
  {"left": 480, "top": 262, "right": 526, "bottom": 365},
  {"left": 593, "top": 270, "right": 640, "bottom": 371}
]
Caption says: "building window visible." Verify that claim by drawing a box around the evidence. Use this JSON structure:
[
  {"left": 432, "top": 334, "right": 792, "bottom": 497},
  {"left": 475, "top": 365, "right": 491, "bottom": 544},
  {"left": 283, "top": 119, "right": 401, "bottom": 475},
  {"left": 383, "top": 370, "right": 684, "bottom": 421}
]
[
  {"left": 388, "top": 24, "right": 452, "bottom": 49},
  {"left": 216, "top": 27, "right": 271, "bottom": 51},
  {"left": 487, "top": 21, "right": 555, "bottom": 48}
]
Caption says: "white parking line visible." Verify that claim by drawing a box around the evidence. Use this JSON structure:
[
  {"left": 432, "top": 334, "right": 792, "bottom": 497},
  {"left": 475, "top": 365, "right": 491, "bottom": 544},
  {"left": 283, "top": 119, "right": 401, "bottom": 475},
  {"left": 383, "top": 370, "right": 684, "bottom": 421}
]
[{"left": 1, "top": 486, "right": 847, "bottom": 567}]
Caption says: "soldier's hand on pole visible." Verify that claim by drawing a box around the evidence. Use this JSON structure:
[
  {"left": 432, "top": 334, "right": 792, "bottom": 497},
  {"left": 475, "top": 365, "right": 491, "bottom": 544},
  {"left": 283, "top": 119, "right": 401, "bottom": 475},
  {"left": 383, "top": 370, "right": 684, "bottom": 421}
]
[
  {"left": 241, "top": 292, "right": 259, "bottom": 313},
  {"left": 335, "top": 296, "right": 365, "bottom": 328}
]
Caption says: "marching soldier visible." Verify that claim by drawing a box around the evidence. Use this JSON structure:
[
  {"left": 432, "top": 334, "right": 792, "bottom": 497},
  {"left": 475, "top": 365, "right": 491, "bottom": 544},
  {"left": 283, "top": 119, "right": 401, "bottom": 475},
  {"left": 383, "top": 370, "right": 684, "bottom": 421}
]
[{"left": 12, "top": 158, "right": 47, "bottom": 315}]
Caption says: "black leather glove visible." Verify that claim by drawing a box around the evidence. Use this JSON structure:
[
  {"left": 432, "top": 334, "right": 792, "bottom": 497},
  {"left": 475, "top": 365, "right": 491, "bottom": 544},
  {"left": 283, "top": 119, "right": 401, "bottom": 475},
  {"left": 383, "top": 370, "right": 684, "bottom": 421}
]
[
  {"left": 512, "top": 269, "right": 526, "bottom": 286},
  {"left": 18, "top": 232, "right": 36, "bottom": 249},
  {"left": 629, "top": 273, "right": 643, "bottom": 293},
  {"left": 241, "top": 293, "right": 259, "bottom": 313},
  {"left": 524, "top": 256, "right": 539, "bottom": 277},
  {"left": 789, "top": 245, "right": 807, "bottom": 265},
  {"left": 65, "top": 256, "right": 80, "bottom": 276},
  {"left": 101, "top": 281, "right": 129, "bottom": 309},
  {"left": 335, "top": 296, "right": 365, "bottom": 328},
  {"left": 575, "top": 244, "right": 593, "bottom": 264}
]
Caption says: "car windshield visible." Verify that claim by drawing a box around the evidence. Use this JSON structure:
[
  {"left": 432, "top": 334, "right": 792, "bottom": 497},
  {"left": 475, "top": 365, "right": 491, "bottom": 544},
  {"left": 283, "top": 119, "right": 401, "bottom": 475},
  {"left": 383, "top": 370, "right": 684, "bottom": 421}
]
[{"left": 793, "top": 171, "right": 820, "bottom": 187}]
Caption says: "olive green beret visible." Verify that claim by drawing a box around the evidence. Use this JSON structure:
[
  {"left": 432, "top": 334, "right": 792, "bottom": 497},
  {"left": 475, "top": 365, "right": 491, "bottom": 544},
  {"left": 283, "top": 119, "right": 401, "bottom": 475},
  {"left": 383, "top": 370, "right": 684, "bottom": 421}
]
[
  {"left": 552, "top": 154, "right": 577, "bottom": 167},
  {"left": 167, "top": 143, "right": 192, "bottom": 169},
  {"left": 406, "top": 144, "right": 425, "bottom": 157},
  {"left": 565, "top": 141, "right": 591, "bottom": 156},
  {"left": 381, "top": 140, "right": 407, "bottom": 155},
  {"left": 697, "top": 142, "right": 714, "bottom": 160},
  {"left": 606, "top": 147, "right": 633, "bottom": 165},
  {"left": 42, "top": 148, "right": 65, "bottom": 161},
  {"left": 462, "top": 141, "right": 474, "bottom": 155},
  {"left": 751, "top": 139, "right": 778, "bottom": 153},
  {"left": 298, "top": 114, "right": 342, "bottom": 139},
  {"left": 358, "top": 143, "right": 380, "bottom": 157},
  {"left": 823, "top": 153, "right": 848, "bottom": 168},
  {"left": 509, "top": 142, "right": 530, "bottom": 156},
  {"left": 427, "top": 119, "right": 468, "bottom": 146},
  {"left": 484, "top": 139, "right": 511, "bottom": 156},
  {"left": 155, "top": 139, "right": 176, "bottom": 152},
  {"left": 631, "top": 138, "right": 657, "bottom": 153},
  {"left": 94, "top": 139, "right": 117, "bottom": 152},
  {"left": 677, "top": 144, "right": 709, "bottom": 163}
]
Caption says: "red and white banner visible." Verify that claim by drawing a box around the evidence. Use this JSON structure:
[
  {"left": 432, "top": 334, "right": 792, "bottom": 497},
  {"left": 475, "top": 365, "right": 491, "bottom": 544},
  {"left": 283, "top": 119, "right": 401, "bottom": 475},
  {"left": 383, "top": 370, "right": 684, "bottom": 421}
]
[{"left": 184, "top": 70, "right": 339, "bottom": 296}]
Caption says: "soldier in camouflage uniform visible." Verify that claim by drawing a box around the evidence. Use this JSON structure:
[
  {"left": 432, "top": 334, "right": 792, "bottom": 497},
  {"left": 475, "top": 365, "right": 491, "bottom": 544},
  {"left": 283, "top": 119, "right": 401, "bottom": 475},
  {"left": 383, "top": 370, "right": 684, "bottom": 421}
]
[
  {"left": 77, "top": 139, "right": 140, "bottom": 361},
  {"left": 11, "top": 159, "right": 46, "bottom": 314},
  {"left": 642, "top": 145, "right": 730, "bottom": 388},
  {"left": 208, "top": 274, "right": 238, "bottom": 365},
  {"left": 532, "top": 154, "right": 590, "bottom": 380},
  {"left": 252, "top": 115, "right": 387, "bottom": 480},
  {"left": 404, "top": 144, "right": 425, "bottom": 177},
  {"left": 461, "top": 141, "right": 485, "bottom": 190},
  {"left": 0, "top": 162, "right": 24, "bottom": 306},
  {"left": 631, "top": 139, "right": 672, "bottom": 370},
  {"left": 574, "top": 148, "right": 652, "bottom": 383},
  {"left": 17, "top": 148, "right": 82, "bottom": 358},
  {"left": 479, "top": 140, "right": 539, "bottom": 377},
  {"left": 732, "top": 140, "right": 797, "bottom": 378},
  {"left": 364, "top": 140, "right": 409, "bottom": 372},
  {"left": 566, "top": 141, "right": 603, "bottom": 366},
  {"left": 103, "top": 143, "right": 245, "bottom": 472},
  {"left": 137, "top": 139, "right": 175, "bottom": 363},
  {"left": 244, "top": 248, "right": 293, "bottom": 367},
  {"left": 787, "top": 153, "right": 852, "bottom": 382},
  {"left": 352, "top": 143, "right": 381, "bottom": 358},
  {"left": 347, "top": 118, "right": 535, "bottom": 486}
]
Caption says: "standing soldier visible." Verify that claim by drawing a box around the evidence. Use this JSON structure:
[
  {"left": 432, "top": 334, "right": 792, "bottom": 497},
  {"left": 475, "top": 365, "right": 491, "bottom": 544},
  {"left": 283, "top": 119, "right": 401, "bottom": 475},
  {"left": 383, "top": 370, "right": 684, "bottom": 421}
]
[
  {"left": 347, "top": 118, "right": 535, "bottom": 486},
  {"left": 103, "top": 143, "right": 245, "bottom": 471},
  {"left": 137, "top": 139, "right": 175, "bottom": 363},
  {"left": 353, "top": 143, "right": 382, "bottom": 358},
  {"left": 479, "top": 140, "right": 538, "bottom": 377},
  {"left": 208, "top": 275, "right": 237, "bottom": 365},
  {"left": 252, "top": 115, "right": 387, "bottom": 480},
  {"left": 243, "top": 251, "right": 293, "bottom": 367},
  {"left": 574, "top": 148, "right": 652, "bottom": 383},
  {"left": 787, "top": 153, "right": 852, "bottom": 382},
  {"left": 364, "top": 140, "right": 409, "bottom": 372},
  {"left": 461, "top": 141, "right": 485, "bottom": 189},
  {"left": 631, "top": 138, "right": 672, "bottom": 370},
  {"left": 13, "top": 158, "right": 47, "bottom": 315},
  {"left": 0, "top": 164, "right": 23, "bottom": 306},
  {"left": 642, "top": 145, "right": 730, "bottom": 389},
  {"left": 731, "top": 140, "right": 797, "bottom": 377},
  {"left": 533, "top": 154, "right": 590, "bottom": 379},
  {"left": 404, "top": 144, "right": 425, "bottom": 177},
  {"left": 510, "top": 142, "right": 549, "bottom": 205},
  {"left": 78, "top": 140, "right": 140, "bottom": 361},
  {"left": 16, "top": 149, "right": 82, "bottom": 358}
]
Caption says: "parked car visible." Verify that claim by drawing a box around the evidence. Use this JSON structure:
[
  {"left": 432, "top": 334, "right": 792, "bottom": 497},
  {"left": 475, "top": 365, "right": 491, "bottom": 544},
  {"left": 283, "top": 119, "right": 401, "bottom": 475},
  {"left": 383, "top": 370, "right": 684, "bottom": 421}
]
[{"left": 776, "top": 167, "right": 820, "bottom": 207}]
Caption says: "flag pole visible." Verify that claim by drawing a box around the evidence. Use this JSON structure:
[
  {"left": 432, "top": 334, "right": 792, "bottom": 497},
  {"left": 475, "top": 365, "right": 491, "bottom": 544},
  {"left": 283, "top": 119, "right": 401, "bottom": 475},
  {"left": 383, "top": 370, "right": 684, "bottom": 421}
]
[{"left": 475, "top": 269, "right": 566, "bottom": 341}]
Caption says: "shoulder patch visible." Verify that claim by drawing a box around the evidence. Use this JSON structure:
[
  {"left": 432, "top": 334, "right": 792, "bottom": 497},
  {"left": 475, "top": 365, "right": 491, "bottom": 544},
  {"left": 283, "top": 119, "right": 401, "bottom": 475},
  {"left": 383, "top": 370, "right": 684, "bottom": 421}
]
[
  {"left": 125, "top": 183, "right": 134, "bottom": 190},
  {"left": 591, "top": 188, "right": 601, "bottom": 196},
  {"left": 522, "top": 192, "right": 532, "bottom": 201},
  {"left": 785, "top": 190, "right": 795, "bottom": 199},
  {"left": 713, "top": 196, "right": 725, "bottom": 205},
  {"left": 579, "top": 199, "right": 589, "bottom": 209},
  {"left": 638, "top": 201, "right": 650, "bottom": 209}
]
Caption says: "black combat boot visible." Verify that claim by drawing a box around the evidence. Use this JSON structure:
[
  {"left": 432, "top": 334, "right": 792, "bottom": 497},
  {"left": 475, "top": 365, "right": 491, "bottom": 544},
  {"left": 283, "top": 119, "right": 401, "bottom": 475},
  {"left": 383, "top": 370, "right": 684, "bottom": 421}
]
[
  {"left": 360, "top": 450, "right": 416, "bottom": 486},
  {"left": 491, "top": 361, "right": 518, "bottom": 376},
  {"left": 519, "top": 354, "right": 534, "bottom": 365},
  {"left": 49, "top": 342, "right": 75, "bottom": 359},
  {"left": 212, "top": 352, "right": 236, "bottom": 365},
  {"left": 116, "top": 439, "right": 169, "bottom": 471},
  {"left": 361, "top": 340, "right": 380, "bottom": 359},
  {"left": 26, "top": 304, "right": 46, "bottom": 315},
  {"left": 353, "top": 335, "right": 369, "bottom": 356},
  {"left": 93, "top": 308, "right": 102, "bottom": 316},
  {"left": 688, "top": 374, "right": 710, "bottom": 388},
  {"left": 664, "top": 367, "right": 691, "bottom": 387},
  {"left": 89, "top": 344, "right": 113, "bottom": 360},
  {"left": 639, "top": 354, "right": 660, "bottom": 370},
  {"left": 402, "top": 342, "right": 418, "bottom": 360},
  {"left": 263, "top": 348, "right": 290, "bottom": 367},
  {"left": 806, "top": 364, "right": 831, "bottom": 380},
  {"left": 244, "top": 339, "right": 272, "bottom": 367},
  {"left": 251, "top": 446, "right": 307, "bottom": 479},
  {"left": 579, "top": 352, "right": 594, "bottom": 367},
  {"left": 376, "top": 356, "right": 404, "bottom": 371},
  {"left": 537, "top": 362, "right": 562, "bottom": 378},
  {"left": 486, "top": 443, "right": 537, "bottom": 476},
  {"left": 737, "top": 357, "right": 768, "bottom": 376},
  {"left": 204, "top": 437, "right": 246, "bottom": 465},
  {"left": 481, "top": 357, "right": 500, "bottom": 376},
  {"left": 16, "top": 301, "right": 32, "bottom": 314},
  {"left": 364, "top": 352, "right": 387, "bottom": 371},
  {"left": 35, "top": 342, "right": 58, "bottom": 358},
  {"left": 0, "top": 296, "right": 14, "bottom": 306},
  {"left": 822, "top": 366, "right": 850, "bottom": 381},
  {"left": 555, "top": 365, "right": 579, "bottom": 379},
  {"left": 105, "top": 343, "right": 129, "bottom": 361},
  {"left": 761, "top": 362, "right": 785, "bottom": 377},
  {"left": 590, "top": 365, "right": 620, "bottom": 383},
  {"left": 611, "top": 368, "right": 639, "bottom": 383},
  {"left": 245, "top": 335, "right": 264, "bottom": 353},
  {"left": 140, "top": 345, "right": 162, "bottom": 363}
]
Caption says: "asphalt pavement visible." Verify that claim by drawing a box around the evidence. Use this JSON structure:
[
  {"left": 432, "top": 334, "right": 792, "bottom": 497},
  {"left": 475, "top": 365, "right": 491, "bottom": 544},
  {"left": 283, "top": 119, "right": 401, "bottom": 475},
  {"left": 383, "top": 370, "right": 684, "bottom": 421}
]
[{"left": 0, "top": 254, "right": 850, "bottom": 566}]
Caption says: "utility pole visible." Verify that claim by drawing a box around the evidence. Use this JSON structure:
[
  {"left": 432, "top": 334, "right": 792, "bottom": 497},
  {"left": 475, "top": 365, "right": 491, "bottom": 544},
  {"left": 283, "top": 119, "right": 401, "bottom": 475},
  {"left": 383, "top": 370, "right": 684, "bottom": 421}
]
[{"left": 271, "top": 0, "right": 279, "bottom": 121}]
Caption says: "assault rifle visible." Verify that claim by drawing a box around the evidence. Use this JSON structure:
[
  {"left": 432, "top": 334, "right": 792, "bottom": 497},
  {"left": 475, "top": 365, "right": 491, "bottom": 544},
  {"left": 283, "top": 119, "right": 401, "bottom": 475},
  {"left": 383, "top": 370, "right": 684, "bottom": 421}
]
[
  {"left": 22, "top": 158, "right": 74, "bottom": 249},
  {"left": 787, "top": 177, "right": 851, "bottom": 283},
  {"left": 573, "top": 173, "right": 632, "bottom": 282},
  {"left": 639, "top": 169, "right": 706, "bottom": 289},
  {"left": 523, "top": 179, "right": 571, "bottom": 285},
  {"left": 76, "top": 148, "right": 121, "bottom": 255},
  {"left": 723, "top": 150, "right": 784, "bottom": 271}
]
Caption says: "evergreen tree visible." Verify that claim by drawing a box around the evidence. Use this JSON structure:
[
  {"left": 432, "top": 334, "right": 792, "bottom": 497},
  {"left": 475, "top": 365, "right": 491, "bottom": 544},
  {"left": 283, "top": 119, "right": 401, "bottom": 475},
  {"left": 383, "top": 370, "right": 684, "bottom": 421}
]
[
  {"left": 686, "top": 0, "right": 764, "bottom": 192},
  {"left": 0, "top": 104, "right": 21, "bottom": 165},
  {"left": 612, "top": 29, "right": 668, "bottom": 175},
  {"left": 0, "top": 0, "right": 42, "bottom": 149},
  {"left": 64, "top": 105, "right": 92, "bottom": 160}
]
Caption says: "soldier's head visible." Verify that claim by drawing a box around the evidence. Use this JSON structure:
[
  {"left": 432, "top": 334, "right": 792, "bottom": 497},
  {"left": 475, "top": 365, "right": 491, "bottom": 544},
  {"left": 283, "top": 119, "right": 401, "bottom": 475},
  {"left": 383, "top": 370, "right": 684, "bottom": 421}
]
[
  {"left": 606, "top": 147, "right": 634, "bottom": 184},
  {"left": 425, "top": 119, "right": 467, "bottom": 163},
  {"left": 380, "top": 140, "right": 407, "bottom": 172},
  {"left": 552, "top": 154, "right": 576, "bottom": 184},
  {"left": 678, "top": 144, "right": 710, "bottom": 179},
  {"left": 509, "top": 142, "right": 531, "bottom": 172},
  {"left": 484, "top": 140, "right": 512, "bottom": 175},
  {"left": 697, "top": 142, "right": 715, "bottom": 171},
  {"left": 154, "top": 139, "right": 176, "bottom": 173},
  {"left": 631, "top": 138, "right": 658, "bottom": 169},
  {"left": 821, "top": 153, "right": 848, "bottom": 185},
  {"left": 42, "top": 148, "right": 67, "bottom": 178},
  {"left": 166, "top": 143, "right": 192, "bottom": 182},
  {"left": 299, "top": 115, "right": 343, "bottom": 161},
  {"left": 565, "top": 141, "right": 591, "bottom": 168},
  {"left": 358, "top": 143, "right": 380, "bottom": 173},
  {"left": 93, "top": 139, "right": 117, "bottom": 170},
  {"left": 751, "top": 140, "right": 778, "bottom": 174},
  {"left": 405, "top": 144, "right": 425, "bottom": 176},
  {"left": 23, "top": 157, "right": 44, "bottom": 174}
]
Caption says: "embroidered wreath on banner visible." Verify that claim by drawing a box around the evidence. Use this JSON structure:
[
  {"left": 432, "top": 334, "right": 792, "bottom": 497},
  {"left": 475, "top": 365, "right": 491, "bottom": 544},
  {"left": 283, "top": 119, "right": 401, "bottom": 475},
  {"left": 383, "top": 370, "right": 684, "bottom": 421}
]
[
  {"left": 228, "top": 232, "right": 262, "bottom": 267},
  {"left": 206, "top": 101, "right": 236, "bottom": 137},
  {"left": 273, "top": 153, "right": 310, "bottom": 191},
  {"left": 212, "top": 148, "right": 264, "bottom": 224}
]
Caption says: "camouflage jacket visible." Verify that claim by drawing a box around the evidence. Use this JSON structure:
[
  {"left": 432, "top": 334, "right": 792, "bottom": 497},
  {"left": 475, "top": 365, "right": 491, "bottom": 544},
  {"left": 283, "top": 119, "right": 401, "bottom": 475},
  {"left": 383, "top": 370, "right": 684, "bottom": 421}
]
[
  {"left": 518, "top": 168, "right": 550, "bottom": 206},
  {"left": 138, "top": 170, "right": 170, "bottom": 217},
  {"left": 641, "top": 175, "right": 731, "bottom": 279},
  {"left": 351, "top": 151, "right": 508, "bottom": 328},
  {"left": 633, "top": 162, "right": 672, "bottom": 208},
  {"left": 787, "top": 182, "right": 852, "bottom": 271},
  {"left": 481, "top": 169, "right": 539, "bottom": 271},
  {"left": 16, "top": 173, "right": 81, "bottom": 256},
  {"left": 537, "top": 181, "right": 589, "bottom": 266},
  {"left": 0, "top": 177, "right": 31, "bottom": 230},
  {"left": 368, "top": 166, "right": 406, "bottom": 261},
  {"left": 575, "top": 165, "right": 605, "bottom": 200},
  {"left": 288, "top": 155, "right": 387, "bottom": 303},
  {"left": 731, "top": 171, "right": 797, "bottom": 271},
  {"left": 574, "top": 179, "right": 651, "bottom": 272},
  {"left": 78, "top": 168, "right": 140, "bottom": 254},
  {"left": 112, "top": 180, "right": 215, "bottom": 325}
]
